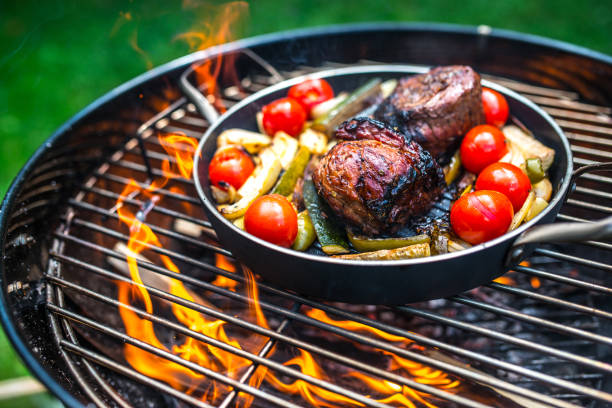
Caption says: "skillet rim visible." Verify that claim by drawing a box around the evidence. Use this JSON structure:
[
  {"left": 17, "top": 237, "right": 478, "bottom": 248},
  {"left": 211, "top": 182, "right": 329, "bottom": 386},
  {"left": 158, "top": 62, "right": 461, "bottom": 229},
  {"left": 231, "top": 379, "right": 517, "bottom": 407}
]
[{"left": 193, "top": 64, "right": 573, "bottom": 266}]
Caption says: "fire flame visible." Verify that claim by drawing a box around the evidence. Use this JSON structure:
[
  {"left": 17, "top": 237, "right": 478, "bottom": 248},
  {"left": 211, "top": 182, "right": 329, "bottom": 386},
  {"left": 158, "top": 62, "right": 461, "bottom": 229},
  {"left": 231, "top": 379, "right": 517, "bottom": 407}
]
[
  {"left": 176, "top": 1, "right": 248, "bottom": 112},
  {"left": 114, "top": 131, "right": 462, "bottom": 407}
]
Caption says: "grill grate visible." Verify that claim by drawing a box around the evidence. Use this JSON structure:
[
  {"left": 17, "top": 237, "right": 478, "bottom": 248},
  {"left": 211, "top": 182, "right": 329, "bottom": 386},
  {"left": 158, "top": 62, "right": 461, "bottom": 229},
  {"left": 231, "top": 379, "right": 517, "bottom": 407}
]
[{"left": 44, "top": 56, "right": 612, "bottom": 408}]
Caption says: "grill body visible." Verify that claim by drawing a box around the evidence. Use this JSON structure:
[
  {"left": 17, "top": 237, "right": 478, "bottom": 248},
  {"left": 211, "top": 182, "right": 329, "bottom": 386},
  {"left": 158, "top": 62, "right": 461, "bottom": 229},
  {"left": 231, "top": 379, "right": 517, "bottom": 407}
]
[{"left": 0, "top": 23, "right": 611, "bottom": 407}]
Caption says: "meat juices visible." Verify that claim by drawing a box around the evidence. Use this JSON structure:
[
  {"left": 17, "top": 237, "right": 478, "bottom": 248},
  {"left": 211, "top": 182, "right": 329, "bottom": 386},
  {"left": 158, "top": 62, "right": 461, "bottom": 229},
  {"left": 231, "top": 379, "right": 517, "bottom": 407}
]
[
  {"left": 313, "top": 118, "right": 445, "bottom": 235},
  {"left": 374, "top": 65, "right": 484, "bottom": 160}
]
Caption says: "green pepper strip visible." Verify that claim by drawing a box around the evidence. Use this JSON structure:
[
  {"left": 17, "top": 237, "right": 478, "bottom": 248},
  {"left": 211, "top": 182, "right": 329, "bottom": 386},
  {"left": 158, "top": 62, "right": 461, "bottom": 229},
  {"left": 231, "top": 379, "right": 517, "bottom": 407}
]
[{"left": 347, "top": 231, "right": 430, "bottom": 252}]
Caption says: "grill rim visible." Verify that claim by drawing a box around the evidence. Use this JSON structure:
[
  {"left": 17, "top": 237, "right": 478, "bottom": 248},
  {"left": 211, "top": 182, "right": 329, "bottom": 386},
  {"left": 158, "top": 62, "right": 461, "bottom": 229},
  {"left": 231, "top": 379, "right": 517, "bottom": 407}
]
[{"left": 1, "top": 22, "right": 611, "bottom": 407}]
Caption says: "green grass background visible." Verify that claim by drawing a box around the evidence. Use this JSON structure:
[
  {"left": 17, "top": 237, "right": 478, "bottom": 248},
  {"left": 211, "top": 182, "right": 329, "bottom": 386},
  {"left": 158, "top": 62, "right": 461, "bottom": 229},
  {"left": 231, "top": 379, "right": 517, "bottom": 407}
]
[{"left": 0, "top": 0, "right": 611, "bottom": 403}]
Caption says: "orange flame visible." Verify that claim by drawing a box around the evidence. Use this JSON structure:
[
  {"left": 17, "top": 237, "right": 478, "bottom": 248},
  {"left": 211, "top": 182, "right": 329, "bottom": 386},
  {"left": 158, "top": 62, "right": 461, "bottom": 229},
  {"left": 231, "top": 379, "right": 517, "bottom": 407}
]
[
  {"left": 176, "top": 1, "right": 248, "bottom": 112},
  {"left": 212, "top": 254, "right": 238, "bottom": 292}
]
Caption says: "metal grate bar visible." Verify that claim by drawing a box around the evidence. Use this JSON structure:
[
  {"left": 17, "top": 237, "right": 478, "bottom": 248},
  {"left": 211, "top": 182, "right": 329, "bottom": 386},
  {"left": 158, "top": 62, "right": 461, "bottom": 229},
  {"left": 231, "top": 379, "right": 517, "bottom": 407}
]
[
  {"left": 66, "top": 199, "right": 228, "bottom": 256},
  {"left": 94, "top": 171, "right": 201, "bottom": 204},
  {"left": 46, "top": 268, "right": 488, "bottom": 407},
  {"left": 567, "top": 132, "right": 612, "bottom": 147},
  {"left": 452, "top": 296, "right": 612, "bottom": 346},
  {"left": 556, "top": 119, "right": 612, "bottom": 136},
  {"left": 485, "top": 282, "right": 612, "bottom": 320},
  {"left": 514, "top": 265, "right": 612, "bottom": 295},
  {"left": 564, "top": 198, "right": 612, "bottom": 214},
  {"left": 81, "top": 185, "right": 211, "bottom": 228},
  {"left": 533, "top": 248, "right": 612, "bottom": 272},
  {"left": 49, "top": 305, "right": 309, "bottom": 408},
  {"left": 53, "top": 220, "right": 612, "bottom": 404},
  {"left": 397, "top": 305, "right": 612, "bottom": 373},
  {"left": 545, "top": 107, "right": 612, "bottom": 126},
  {"left": 48, "top": 249, "right": 589, "bottom": 407},
  {"left": 573, "top": 185, "right": 612, "bottom": 201}
]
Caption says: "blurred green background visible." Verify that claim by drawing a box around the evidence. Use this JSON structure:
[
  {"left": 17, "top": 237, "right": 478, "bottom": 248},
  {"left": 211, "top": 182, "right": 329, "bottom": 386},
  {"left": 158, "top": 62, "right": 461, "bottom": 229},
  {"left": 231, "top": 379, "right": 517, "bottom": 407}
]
[{"left": 0, "top": 0, "right": 611, "bottom": 405}]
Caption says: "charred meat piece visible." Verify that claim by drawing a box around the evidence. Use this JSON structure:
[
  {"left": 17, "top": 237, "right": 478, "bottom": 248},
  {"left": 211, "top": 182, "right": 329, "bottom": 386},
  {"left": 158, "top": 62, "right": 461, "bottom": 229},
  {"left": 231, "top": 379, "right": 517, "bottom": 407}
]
[
  {"left": 374, "top": 65, "right": 484, "bottom": 160},
  {"left": 313, "top": 118, "right": 445, "bottom": 235}
]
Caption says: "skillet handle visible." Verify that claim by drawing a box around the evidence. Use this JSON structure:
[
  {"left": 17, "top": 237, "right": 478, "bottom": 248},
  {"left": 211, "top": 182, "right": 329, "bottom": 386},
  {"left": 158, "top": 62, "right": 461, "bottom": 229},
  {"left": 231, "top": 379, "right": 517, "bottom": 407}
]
[
  {"left": 513, "top": 215, "right": 612, "bottom": 246},
  {"left": 179, "top": 68, "right": 221, "bottom": 124}
]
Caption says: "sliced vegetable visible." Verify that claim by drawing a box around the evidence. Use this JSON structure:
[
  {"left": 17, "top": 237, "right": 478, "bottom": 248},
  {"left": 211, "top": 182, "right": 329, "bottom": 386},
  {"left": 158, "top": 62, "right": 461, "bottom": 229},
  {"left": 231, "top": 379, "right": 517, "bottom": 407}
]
[
  {"left": 256, "top": 112, "right": 266, "bottom": 134},
  {"left": 509, "top": 191, "right": 535, "bottom": 230},
  {"left": 219, "top": 148, "right": 282, "bottom": 220},
  {"left": 303, "top": 179, "right": 349, "bottom": 255},
  {"left": 498, "top": 139, "right": 526, "bottom": 170},
  {"left": 292, "top": 211, "right": 316, "bottom": 251},
  {"left": 271, "top": 131, "right": 299, "bottom": 169},
  {"left": 211, "top": 184, "right": 237, "bottom": 204},
  {"left": 271, "top": 146, "right": 311, "bottom": 196},
  {"left": 533, "top": 177, "right": 553, "bottom": 201},
  {"left": 526, "top": 197, "right": 549, "bottom": 221},
  {"left": 347, "top": 231, "right": 430, "bottom": 252},
  {"left": 444, "top": 150, "right": 461, "bottom": 185},
  {"left": 310, "top": 92, "right": 348, "bottom": 119},
  {"left": 380, "top": 79, "right": 398, "bottom": 98},
  {"left": 233, "top": 217, "right": 245, "bottom": 230},
  {"left": 217, "top": 129, "right": 271, "bottom": 154},
  {"left": 502, "top": 125, "right": 555, "bottom": 171},
  {"left": 332, "top": 243, "right": 431, "bottom": 260},
  {"left": 244, "top": 194, "right": 298, "bottom": 247},
  {"left": 299, "top": 128, "right": 328, "bottom": 155},
  {"left": 448, "top": 238, "right": 472, "bottom": 253},
  {"left": 525, "top": 158, "right": 545, "bottom": 183},
  {"left": 312, "top": 78, "right": 381, "bottom": 135}
]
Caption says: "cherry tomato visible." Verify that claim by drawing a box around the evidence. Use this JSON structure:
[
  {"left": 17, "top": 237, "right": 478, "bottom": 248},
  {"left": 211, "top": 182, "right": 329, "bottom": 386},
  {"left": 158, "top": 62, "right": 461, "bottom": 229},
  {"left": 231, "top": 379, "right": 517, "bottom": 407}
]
[
  {"left": 460, "top": 124, "right": 508, "bottom": 173},
  {"left": 450, "top": 190, "right": 514, "bottom": 245},
  {"left": 482, "top": 87, "right": 509, "bottom": 127},
  {"left": 262, "top": 97, "right": 307, "bottom": 137},
  {"left": 476, "top": 162, "right": 531, "bottom": 211},
  {"left": 208, "top": 146, "right": 254, "bottom": 190},
  {"left": 288, "top": 78, "right": 334, "bottom": 116},
  {"left": 244, "top": 194, "right": 298, "bottom": 247}
]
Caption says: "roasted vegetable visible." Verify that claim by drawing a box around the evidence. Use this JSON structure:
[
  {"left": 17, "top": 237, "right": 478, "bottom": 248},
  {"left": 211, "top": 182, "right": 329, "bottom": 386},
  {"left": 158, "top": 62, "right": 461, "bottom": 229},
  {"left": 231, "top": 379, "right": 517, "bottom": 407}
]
[
  {"left": 271, "top": 146, "right": 311, "bottom": 196},
  {"left": 347, "top": 231, "right": 430, "bottom": 252},
  {"left": 526, "top": 197, "right": 549, "bottom": 221},
  {"left": 217, "top": 129, "right": 271, "bottom": 154},
  {"left": 509, "top": 191, "right": 536, "bottom": 230},
  {"left": 303, "top": 180, "right": 349, "bottom": 255},
  {"left": 299, "top": 128, "right": 328, "bottom": 155},
  {"left": 310, "top": 92, "right": 348, "bottom": 119},
  {"left": 211, "top": 184, "right": 237, "bottom": 204},
  {"left": 525, "top": 158, "right": 545, "bottom": 183},
  {"left": 219, "top": 148, "right": 282, "bottom": 219},
  {"left": 312, "top": 78, "right": 381, "bottom": 135},
  {"left": 233, "top": 217, "right": 245, "bottom": 230},
  {"left": 292, "top": 211, "right": 316, "bottom": 251},
  {"left": 444, "top": 150, "right": 461, "bottom": 185},
  {"left": 533, "top": 177, "right": 553, "bottom": 201},
  {"left": 332, "top": 243, "right": 431, "bottom": 260},
  {"left": 502, "top": 125, "right": 555, "bottom": 171},
  {"left": 380, "top": 79, "right": 398, "bottom": 98},
  {"left": 448, "top": 238, "right": 472, "bottom": 253},
  {"left": 271, "top": 131, "right": 299, "bottom": 169}
]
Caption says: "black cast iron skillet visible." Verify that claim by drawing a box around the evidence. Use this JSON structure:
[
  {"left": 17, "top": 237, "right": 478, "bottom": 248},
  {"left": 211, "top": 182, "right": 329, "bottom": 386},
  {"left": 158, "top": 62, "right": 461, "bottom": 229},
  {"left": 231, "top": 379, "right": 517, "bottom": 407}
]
[{"left": 192, "top": 65, "right": 612, "bottom": 304}]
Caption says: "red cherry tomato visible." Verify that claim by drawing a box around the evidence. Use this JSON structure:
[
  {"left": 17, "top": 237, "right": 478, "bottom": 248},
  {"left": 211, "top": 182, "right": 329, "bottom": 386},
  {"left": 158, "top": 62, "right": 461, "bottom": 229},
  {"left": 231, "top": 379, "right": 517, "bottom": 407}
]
[
  {"left": 244, "top": 194, "right": 298, "bottom": 247},
  {"left": 288, "top": 78, "right": 334, "bottom": 116},
  {"left": 476, "top": 162, "right": 532, "bottom": 211},
  {"left": 482, "top": 87, "right": 509, "bottom": 127},
  {"left": 460, "top": 124, "right": 508, "bottom": 173},
  {"left": 208, "top": 146, "right": 254, "bottom": 190},
  {"left": 450, "top": 190, "right": 514, "bottom": 245},
  {"left": 261, "top": 97, "right": 307, "bottom": 137}
]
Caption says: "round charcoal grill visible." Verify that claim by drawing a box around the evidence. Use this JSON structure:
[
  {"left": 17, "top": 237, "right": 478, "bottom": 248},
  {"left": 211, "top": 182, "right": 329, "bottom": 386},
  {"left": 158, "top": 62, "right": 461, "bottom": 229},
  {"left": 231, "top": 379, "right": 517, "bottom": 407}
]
[{"left": 1, "top": 23, "right": 612, "bottom": 408}]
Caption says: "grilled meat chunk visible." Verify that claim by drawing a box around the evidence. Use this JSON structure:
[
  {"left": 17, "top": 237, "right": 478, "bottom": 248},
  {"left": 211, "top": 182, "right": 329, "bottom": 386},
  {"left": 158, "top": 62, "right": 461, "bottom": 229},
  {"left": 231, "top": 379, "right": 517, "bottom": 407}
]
[
  {"left": 313, "top": 118, "right": 445, "bottom": 235},
  {"left": 374, "top": 65, "right": 484, "bottom": 160}
]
